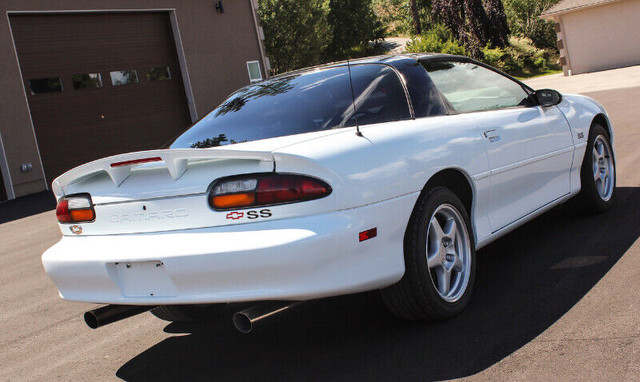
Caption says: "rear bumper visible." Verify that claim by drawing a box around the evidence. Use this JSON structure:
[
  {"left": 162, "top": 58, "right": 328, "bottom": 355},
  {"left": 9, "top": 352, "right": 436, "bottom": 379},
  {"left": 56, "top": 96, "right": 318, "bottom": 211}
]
[{"left": 42, "top": 194, "right": 417, "bottom": 305}]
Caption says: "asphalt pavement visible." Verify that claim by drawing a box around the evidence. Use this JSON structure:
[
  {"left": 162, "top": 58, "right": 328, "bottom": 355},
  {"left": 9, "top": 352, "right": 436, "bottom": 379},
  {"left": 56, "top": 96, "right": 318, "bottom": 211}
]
[{"left": 1, "top": 71, "right": 638, "bottom": 381}]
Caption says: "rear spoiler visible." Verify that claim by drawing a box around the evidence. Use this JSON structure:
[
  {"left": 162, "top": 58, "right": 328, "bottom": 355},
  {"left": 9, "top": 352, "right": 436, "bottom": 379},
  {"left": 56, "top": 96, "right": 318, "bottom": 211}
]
[{"left": 51, "top": 148, "right": 274, "bottom": 195}]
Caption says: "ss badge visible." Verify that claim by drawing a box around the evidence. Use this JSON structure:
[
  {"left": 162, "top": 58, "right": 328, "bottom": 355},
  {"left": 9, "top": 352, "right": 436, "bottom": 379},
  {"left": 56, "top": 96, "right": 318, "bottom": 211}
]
[{"left": 246, "top": 209, "right": 273, "bottom": 219}]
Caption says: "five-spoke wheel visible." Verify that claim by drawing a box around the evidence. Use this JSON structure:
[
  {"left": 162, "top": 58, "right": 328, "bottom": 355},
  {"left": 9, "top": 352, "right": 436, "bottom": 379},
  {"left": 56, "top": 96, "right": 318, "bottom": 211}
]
[
  {"left": 577, "top": 123, "right": 616, "bottom": 212},
  {"left": 381, "top": 187, "right": 476, "bottom": 321},
  {"left": 592, "top": 135, "right": 614, "bottom": 202},
  {"left": 426, "top": 204, "right": 472, "bottom": 303}
]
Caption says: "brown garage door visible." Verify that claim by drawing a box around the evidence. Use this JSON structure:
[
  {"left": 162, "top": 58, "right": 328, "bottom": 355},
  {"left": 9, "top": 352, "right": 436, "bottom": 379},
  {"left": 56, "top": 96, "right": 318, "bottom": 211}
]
[{"left": 10, "top": 12, "right": 192, "bottom": 182}]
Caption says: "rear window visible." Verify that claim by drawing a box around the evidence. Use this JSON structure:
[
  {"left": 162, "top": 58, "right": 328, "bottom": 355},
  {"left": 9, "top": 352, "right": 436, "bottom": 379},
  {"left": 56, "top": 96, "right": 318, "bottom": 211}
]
[{"left": 171, "top": 64, "right": 411, "bottom": 148}]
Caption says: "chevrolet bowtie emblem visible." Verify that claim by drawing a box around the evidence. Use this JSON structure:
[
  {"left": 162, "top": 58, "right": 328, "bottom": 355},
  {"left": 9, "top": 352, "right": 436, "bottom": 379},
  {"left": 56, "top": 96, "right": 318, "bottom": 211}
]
[{"left": 226, "top": 212, "right": 244, "bottom": 220}]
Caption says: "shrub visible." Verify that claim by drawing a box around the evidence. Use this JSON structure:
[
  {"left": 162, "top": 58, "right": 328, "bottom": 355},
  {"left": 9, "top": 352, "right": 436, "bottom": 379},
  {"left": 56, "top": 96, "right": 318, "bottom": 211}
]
[
  {"left": 408, "top": 25, "right": 558, "bottom": 78},
  {"left": 405, "top": 23, "right": 466, "bottom": 55},
  {"left": 480, "top": 36, "right": 557, "bottom": 76}
]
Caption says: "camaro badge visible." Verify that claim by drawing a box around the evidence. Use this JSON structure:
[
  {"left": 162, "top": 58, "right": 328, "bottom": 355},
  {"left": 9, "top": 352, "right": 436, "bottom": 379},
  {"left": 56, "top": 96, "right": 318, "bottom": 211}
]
[{"left": 70, "top": 225, "right": 82, "bottom": 235}]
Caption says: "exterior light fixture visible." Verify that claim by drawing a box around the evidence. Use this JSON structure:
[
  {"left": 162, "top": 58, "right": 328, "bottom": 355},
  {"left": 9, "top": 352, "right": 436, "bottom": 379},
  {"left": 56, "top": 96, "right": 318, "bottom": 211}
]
[{"left": 215, "top": 1, "right": 224, "bottom": 13}]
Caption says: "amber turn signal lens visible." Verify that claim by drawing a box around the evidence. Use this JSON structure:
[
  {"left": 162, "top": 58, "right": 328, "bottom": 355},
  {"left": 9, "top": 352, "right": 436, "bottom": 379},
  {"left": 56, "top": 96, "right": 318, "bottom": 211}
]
[
  {"left": 210, "top": 193, "right": 255, "bottom": 209},
  {"left": 70, "top": 209, "right": 95, "bottom": 222}
]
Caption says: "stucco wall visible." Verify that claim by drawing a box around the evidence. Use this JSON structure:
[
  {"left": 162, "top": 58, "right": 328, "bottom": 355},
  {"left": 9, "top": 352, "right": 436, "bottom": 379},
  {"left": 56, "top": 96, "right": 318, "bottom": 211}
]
[
  {"left": 561, "top": 0, "right": 640, "bottom": 74},
  {"left": 0, "top": 1, "right": 265, "bottom": 198}
]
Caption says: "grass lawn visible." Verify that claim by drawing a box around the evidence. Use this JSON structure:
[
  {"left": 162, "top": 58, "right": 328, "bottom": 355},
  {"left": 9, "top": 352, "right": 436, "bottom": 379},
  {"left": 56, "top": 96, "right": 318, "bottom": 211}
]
[{"left": 514, "top": 69, "right": 563, "bottom": 80}]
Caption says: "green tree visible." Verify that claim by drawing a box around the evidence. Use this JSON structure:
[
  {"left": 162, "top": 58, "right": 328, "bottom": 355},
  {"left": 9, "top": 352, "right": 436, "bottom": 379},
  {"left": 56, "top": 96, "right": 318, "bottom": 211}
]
[
  {"left": 410, "top": 0, "right": 422, "bottom": 34},
  {"left": 373, "top": 0, "right": 413, "bottom": 35},
  {"left": 503, "top": 0, "right": 560, "bottom": 49},
  {"left": 258, "top": 0, "right": 330, "bottom": 74},
  {"left": 431, "top": 0, "right": 510, "bottom": 57},
  {"left": 373, "top": 0, "right": 433, "bottom": 36},
  {"left": 326, "top": 0, "right": 385, "bottom": 60}
]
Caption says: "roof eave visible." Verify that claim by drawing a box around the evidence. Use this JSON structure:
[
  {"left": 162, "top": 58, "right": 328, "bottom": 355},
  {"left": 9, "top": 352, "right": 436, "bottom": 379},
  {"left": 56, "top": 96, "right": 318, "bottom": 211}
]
[{"left": 540, "top": 0, "right": 626, "bottom": 19}]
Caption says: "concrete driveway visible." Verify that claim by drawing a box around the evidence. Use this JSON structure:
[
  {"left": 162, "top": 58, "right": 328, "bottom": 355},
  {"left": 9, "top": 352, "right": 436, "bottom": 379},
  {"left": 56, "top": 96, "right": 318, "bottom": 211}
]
[{"left": 1, "top": 68, "right": 639, "bottom": 381}]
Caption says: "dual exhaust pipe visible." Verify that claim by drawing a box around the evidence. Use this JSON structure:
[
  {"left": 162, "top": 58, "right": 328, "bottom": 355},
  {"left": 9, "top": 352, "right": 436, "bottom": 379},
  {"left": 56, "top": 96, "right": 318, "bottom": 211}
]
[
  {"left": 84, "top": 301, "right": 302, "bottom": 333},
  {"left": 83, "top": 305, "right": 155, "bottom": 329}
]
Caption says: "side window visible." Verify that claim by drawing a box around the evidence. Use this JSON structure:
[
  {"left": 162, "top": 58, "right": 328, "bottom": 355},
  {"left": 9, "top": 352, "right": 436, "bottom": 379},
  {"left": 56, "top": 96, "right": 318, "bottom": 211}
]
[
  {"left": 246, "top": 61, "right": 262, "bottom": 83},
  {"left": 422, "top": 61, "right": 530, "bottom": 113},
  {"left": 346, "top": 64, "right": 412, "bottom": 127}
]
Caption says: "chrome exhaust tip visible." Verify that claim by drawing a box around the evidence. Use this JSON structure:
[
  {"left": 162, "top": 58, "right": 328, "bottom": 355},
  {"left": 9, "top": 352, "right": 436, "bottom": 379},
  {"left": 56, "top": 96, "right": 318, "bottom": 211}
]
[{"left": 232, "top": 301, "right": 301, "bottom": 333}]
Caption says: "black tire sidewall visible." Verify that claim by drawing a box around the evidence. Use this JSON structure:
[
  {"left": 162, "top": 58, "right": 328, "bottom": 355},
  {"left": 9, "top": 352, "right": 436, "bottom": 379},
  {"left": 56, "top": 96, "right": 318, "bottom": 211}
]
[
  {"left": 407, "top": 187, "right": 476, "bottom": 318},
  {"left": 580, "top": 124, "right": 616, "bottom": 212}
]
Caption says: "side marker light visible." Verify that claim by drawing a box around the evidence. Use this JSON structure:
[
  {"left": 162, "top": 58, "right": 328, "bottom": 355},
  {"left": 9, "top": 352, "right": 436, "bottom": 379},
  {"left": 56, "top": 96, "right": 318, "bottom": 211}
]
[{"left": 359, "top": 228, "right": 377, "bottom": 242}]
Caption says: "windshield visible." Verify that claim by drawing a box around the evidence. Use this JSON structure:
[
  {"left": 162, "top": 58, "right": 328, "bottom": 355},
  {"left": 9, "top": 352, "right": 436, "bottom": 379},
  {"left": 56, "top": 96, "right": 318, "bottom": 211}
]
[{"left": 171, "top": 64, "right": 411, "bottom": 148}]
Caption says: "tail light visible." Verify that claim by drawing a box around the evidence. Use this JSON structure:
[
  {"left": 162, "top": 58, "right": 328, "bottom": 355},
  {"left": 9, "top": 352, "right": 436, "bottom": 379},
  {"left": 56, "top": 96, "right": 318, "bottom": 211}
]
[
  {"left": 209, "top": 174, "right": 332, "bottom": 210},
  {"left": 56, "top": 194, "right": 95, "bottom": 223}
]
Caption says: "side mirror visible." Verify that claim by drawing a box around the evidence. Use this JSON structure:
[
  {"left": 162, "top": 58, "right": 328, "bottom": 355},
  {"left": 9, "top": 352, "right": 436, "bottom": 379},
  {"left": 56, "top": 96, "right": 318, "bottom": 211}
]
[{"left": 534, "top": 89, "right": 562, "bottom": 107}]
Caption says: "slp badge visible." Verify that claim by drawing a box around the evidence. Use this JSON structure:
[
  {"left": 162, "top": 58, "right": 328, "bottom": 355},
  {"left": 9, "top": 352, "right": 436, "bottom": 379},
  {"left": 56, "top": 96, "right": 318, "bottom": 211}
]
[{"left": 70, "top": 225, "right": 83, "bottom": 235}]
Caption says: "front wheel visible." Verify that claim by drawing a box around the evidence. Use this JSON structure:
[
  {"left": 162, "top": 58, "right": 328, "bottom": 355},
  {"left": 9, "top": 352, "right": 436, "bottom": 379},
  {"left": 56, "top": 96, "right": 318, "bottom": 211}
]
[
  {"left": 576, "top": 124, "right": 616, "bottom": 212},
  {"left": 381, "top": 187, "right": 476, "bottom": 321}
]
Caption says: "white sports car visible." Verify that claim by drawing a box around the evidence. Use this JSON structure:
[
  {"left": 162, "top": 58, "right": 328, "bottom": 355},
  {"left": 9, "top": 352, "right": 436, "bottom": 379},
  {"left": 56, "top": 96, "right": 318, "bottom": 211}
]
[{"left": 42, "top": 54, "right": 616, "bottom": 331}]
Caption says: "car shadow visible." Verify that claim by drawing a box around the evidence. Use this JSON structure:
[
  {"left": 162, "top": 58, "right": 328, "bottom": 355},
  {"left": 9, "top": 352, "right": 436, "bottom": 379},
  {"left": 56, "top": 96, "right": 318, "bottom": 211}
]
[
  {"left": 0, "top": 191, "right": 56, "bottom": 224},
  {"left": 116, "top": 187, "right": 640, "bottom": 381}
]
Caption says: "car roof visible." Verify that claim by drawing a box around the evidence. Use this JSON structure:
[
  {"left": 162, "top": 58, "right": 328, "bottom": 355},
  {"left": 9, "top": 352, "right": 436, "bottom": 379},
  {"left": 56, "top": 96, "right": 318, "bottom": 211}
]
[
  {"left": 262, "top": 53, "right": 533, "bottom": 93},
  {"left": 270, "top": 53, "right": 466, "bottom": 79}
]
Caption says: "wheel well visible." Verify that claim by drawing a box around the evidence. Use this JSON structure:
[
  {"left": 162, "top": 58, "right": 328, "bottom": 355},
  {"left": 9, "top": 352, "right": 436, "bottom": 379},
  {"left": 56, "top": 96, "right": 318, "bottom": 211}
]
[
  {"left": 592, "top": 114, "right": 611, "bottom": 138},
  {"left": 424, "top": 169, "right": 473, "bottom": 216}
]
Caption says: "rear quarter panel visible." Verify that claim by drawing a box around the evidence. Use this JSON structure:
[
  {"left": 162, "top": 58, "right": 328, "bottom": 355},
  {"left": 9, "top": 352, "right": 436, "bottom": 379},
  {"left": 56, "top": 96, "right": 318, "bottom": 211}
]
[{"left": 274, "top": 114, "right": 493, "bottom": 243}]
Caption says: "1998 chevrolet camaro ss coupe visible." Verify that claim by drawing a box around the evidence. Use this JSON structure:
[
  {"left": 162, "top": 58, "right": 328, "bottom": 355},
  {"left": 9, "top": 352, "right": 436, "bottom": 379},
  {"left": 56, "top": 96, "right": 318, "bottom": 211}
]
[{"left": 42, "top": 54, "right": 616, "bottom": 329}]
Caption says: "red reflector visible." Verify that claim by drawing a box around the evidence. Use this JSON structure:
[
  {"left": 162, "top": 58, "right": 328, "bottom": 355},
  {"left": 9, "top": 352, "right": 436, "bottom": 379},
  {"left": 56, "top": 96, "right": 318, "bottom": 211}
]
[
  {"left": 110, "top": 157, "right": 162, "bottom": 168},
  {"left": 56, "top": 199, "right": 72, "bottom": 222},
  {"left": 359, "top": 228, "right": 377, "bottom": 242}
]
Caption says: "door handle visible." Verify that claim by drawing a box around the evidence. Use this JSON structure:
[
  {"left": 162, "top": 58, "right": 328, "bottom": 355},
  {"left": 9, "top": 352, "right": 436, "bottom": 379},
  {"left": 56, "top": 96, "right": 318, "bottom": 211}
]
[{"left": 483, "top": 129, "right": 501, "bottom": 142}]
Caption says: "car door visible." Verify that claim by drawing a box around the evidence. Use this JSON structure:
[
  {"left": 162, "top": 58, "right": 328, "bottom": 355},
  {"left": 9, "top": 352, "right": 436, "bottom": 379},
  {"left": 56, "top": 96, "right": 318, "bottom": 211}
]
[{"left": 422, "top": 60, "right": 574, "bottom": 232}]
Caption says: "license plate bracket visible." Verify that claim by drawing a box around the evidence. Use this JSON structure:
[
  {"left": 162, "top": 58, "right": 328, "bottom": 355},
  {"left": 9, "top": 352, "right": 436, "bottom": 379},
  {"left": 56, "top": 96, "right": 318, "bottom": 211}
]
[{"left": 109, "top": 261, "right": 178, "bottom": 297}]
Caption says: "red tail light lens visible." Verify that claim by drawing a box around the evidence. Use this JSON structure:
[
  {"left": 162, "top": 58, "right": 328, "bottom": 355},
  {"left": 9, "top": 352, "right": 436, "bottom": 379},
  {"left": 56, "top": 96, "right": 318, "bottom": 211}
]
[
  {"left": 56, "top": 199, "right": 72, "bottom": 223},
  {"left": 56, "top": 194, "right": 95, "bottom": 223},
  {"left": 209, "top": 174, "right": 331, "bottom": 210}
]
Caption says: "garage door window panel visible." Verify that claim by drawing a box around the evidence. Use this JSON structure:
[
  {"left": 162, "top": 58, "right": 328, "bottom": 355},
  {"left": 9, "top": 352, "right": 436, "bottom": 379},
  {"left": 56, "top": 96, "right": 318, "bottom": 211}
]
[
  {"left": 423, "top": 61, "right": 529, "bottom": 113},
  {"left": 28, "top": 77, "right": 63, "bottom": 95},
  {"left": 146, "top": 66, "right": 171, "bottom": 81},
  {"left": 110, "top": 70, "right": 139, "bottom": 86},
  {"left": 72, "top": 73, "right": 103, "bottom": 89}
]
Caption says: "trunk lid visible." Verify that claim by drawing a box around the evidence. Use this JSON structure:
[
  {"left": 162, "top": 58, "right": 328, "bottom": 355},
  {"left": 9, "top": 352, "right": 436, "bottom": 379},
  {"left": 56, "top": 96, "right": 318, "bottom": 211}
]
[{"left": 54, "top": 148, "right": 274, "bottom": 235}]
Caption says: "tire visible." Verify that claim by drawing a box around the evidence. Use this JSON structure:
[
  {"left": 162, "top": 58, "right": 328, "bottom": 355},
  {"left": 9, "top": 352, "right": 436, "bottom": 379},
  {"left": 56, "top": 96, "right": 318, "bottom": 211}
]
[
  {"left": 151, "top": 304, "right": 224, "bottom": 322},
  {"left": 381, "top": 187, "right": 476, "bottom": 321},
  {"left": 575, "top": 124, "right": 616, "bottom": 213}
]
